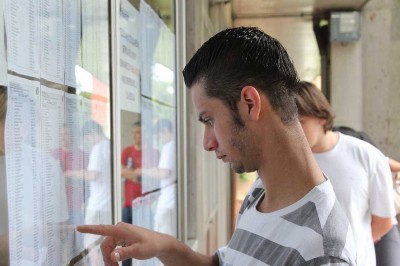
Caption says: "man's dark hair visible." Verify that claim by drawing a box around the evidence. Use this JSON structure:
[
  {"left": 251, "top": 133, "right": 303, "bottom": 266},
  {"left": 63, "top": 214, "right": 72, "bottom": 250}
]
[
  {"left": 295, "top": 81, "right": 335, "bottom": 132},
  {"left": 132, "top": 121, "right": 141, "bottom": 128},
  {"left": 156, "top": 119, "right": 173, "bottom": 133},
  {"left": 182, "top": 27, "right": 299, "bottom": 125}
]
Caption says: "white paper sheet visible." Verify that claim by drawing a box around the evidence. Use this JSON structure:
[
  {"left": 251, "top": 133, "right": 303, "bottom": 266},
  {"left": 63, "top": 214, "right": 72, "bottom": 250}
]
[
  {"left": 81, "top": 0, "right": 109, "bottom": 81},
  {"left": 139, "top": 0, "right": 176, "bottom": 106},
  {"left": 64, "top": 0, "right": 81, "bottom": 87},
  {"left": 119, "top": 0, "right": 140, "bottom": 112},
  {"left": 64, "top": 93, "right": 85, "bottom": 257},
  {"left": 140, "top": 0, "right": 162, "bottom": 99},
  {"left": 6, "top": 75, "right": 43, "bottom": 265},
  {"left": 40, "top": 85, "right": 69, "bottom": 265},
  {"left": 5, "top": 0, "right": 40, "bottom": 78},
  {"left": 5, "top": 76, "right": 72, "bottom": 265},
  {"left": 152, "top": 23, "right": 176, "bottom": 106},
  {"left": 40, "top": 0, "right": 64, "bottom": 84}
]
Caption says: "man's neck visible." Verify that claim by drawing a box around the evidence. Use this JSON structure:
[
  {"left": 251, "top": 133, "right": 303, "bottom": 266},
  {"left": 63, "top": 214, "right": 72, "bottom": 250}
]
[
  {"left": 256, "top": 123, "right": 326, "bottom": 213},
  {"left": 312, "top": 130, "right": 339, "bottom": 153}
]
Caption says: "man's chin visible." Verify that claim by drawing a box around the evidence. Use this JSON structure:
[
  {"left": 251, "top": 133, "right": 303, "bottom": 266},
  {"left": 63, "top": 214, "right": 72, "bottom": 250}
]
[{"left": 230, "top": 164, "right": 245, "bottom": 174}]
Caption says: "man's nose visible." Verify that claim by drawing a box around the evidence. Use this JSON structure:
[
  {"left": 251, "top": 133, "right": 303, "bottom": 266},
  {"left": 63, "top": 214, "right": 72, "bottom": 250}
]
[{"left": 203, "top": 130, "right": 217, "bottom": 151}]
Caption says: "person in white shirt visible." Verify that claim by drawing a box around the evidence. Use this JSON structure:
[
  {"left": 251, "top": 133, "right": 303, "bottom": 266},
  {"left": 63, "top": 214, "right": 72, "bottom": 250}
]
[
  {"left": 332, "top": 125, "right": 400, "bottom": 266},
  {"left": 153, "top": 119, "right": 177, "bottom": 237},
  {"left": 295, "top": 81, "right": 396, "bottom": 266},
  {"left": 133, "top": 119, "right": 177, "bottom": 237},
  {"left": 82, "top": 120, "right": 112, "bottom": 226}
]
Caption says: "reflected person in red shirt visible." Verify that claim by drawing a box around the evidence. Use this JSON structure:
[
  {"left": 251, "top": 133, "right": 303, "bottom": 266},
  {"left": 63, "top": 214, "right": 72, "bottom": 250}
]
[
  {"left": 121, "top": 121, "right": 159, "bottom": 225},
  {"left": 51, "top": 124, "right": 86, "bottom": 226}
]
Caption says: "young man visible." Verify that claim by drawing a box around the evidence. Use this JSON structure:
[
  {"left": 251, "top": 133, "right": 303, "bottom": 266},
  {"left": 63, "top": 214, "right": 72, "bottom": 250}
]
[
  {"left": 295, "top": 81, "right": 396, "bottom": 266},
  {"left": 121, "top": 121, "right": 159, "bottom": 225},
  {"left": 121, "top": 122, "right": 144, "bottom": 226},
  {"left": 77, "top": 27, "right": 356, "bottom": 265},
  {"left": 120, "top": 121, "right": 159, "bottom": 266},
  {"left": 332, "top": 126, "right": 400, "bottom": 265}
]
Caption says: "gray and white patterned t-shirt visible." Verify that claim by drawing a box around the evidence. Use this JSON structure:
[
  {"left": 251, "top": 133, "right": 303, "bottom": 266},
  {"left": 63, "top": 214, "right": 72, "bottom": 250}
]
[{"left": 217, "top": 178, "right": 357, "bottom": 266}]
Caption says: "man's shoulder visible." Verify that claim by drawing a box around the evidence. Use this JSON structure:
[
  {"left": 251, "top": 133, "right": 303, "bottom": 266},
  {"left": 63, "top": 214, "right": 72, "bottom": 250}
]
[
  {"left": 238, "top": 177, "right": 264, "bottom": 215},
  {"left": 122, "top": 145, "right": 135, "bottom": 152},
  {"left": 91, "top": 139, "right": 110, "bottom": 157},
  {"left": 339, "top": 133, "right": 385, "bottom": 157},
  {"left": 227, "top": 179, "right": 356, "bottom": 266}
]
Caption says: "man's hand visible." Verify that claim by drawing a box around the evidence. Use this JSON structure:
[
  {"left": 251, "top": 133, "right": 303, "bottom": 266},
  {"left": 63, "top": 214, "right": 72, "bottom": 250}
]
[
  {"left": 77, "top": 222, "right": 218, "bottom": 266},
  {"left": 77, "top": 223, "right": 170, "bottom": 265}
]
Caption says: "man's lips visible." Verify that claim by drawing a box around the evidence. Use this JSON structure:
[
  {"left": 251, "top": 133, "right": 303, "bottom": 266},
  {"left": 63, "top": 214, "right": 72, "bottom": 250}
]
[{"left": 217, "top": 155, "right": 226, "bottom": 160}]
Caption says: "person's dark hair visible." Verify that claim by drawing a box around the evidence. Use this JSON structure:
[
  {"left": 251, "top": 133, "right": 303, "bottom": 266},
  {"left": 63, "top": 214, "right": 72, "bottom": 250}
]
[
  {"left": 295, "top": 81, "right": 334, "bottom": 132},
  {"left": 182, "top": 27, "right": 299, "bottom": 125},
  {"left": 156, "top": 119, "right": 173, "bottom": 133},
  {"left": 132, "top": 121, "right": 141, "bottom": 128},
  {"left": 82, "top": 120, "right": 105, "bottom": 137}
]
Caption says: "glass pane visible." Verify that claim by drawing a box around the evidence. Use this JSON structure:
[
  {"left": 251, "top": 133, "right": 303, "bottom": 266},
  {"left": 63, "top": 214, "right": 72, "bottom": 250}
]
[
  {"left": 118, "top": 4, "right": 177, "bottom": 265},
  {"left": 0, "top": 0, "right": 112, "bottom": 264}
]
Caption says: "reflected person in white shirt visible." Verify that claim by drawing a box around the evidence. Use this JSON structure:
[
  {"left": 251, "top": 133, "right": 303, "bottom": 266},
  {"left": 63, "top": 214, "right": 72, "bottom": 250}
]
[{"left": 135, "top": 119, "right": 177, "bottom": 237}]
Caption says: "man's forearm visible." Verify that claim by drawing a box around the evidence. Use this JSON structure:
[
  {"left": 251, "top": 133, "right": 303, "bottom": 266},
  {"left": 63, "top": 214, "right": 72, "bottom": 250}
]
[
  {"left": 389, "top": 158, "right": 400, "bottom": 172},
  {"left": 371, "top": 215, "right": 393, "bottom": 242},
  {"left": 158, "top": 237, "right": 219, "bottom": 266}
]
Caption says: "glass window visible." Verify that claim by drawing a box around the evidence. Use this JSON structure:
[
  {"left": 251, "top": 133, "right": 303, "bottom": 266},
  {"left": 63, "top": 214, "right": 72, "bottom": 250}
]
[
  {"left": 0, "top": 0, "right": 112, "bottom": 264},
  {"left": 117, "top": 4, "right": 177, "bottom": 266}
]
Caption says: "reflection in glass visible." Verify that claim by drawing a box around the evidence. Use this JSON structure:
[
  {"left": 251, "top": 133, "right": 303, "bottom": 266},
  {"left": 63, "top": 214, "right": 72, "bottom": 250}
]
[
  {"left": 0, "top": 86, "right": 8, "bottom": 266},
  {"left": 2, "top": 0, "right": 112, "bottom": 263},
  {"left": 121, "top": 121, "right": 159, "bottom": 225},
  {"left": 118, "top": 1, "right": 177, "bottom": 265},
  {"left": 153, "top": 119, "right": 177, "bottom": 237},
  {"left": 82, "top": 120, "right": 111, "bottom": 225},
  {"left": 140, "top": 115, "right": 177, "bottom": 238},
  {"left": 119, "top": 0, "right": 141, "bottom": 113},
  {"left": 5, "top": 80, "right": 70, "bottom": 265},
  {"left": 52, "top": 122, "right": 85, "bottom": 257},
  {"left": 140, "top": 0, "right": 176, "bottom": 107}
]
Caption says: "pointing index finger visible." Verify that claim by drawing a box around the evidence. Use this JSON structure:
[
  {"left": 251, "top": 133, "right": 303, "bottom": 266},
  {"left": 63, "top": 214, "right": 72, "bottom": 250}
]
[{"left": 77, "top": 224, "right": 125, "bottom": 239}]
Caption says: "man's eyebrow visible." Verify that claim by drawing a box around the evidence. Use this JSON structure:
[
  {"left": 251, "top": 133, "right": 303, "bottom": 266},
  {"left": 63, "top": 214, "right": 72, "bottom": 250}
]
[{"left": 198, "top": 111, "right": 206, "bottom": 122}]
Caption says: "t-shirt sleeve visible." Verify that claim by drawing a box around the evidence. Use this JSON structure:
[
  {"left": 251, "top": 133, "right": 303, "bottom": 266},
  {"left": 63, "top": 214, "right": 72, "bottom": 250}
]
[
  {"left": 370, "top": 151, "right": 396, "bottom": 217},
  {"left": 88, "top": 143, "right": 102, "bottom": 172},
  {"left": 158, "top": 142, "right": 174, "bottom": 170}
]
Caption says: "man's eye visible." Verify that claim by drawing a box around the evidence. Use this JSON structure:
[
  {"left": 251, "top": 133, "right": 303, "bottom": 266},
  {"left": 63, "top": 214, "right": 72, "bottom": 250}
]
[{"left": 204, "top": 119, "right": 213, "bottom": 126}]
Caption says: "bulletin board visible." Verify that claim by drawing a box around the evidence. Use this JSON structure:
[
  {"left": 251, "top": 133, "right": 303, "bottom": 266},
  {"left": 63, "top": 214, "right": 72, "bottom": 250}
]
[{"left": 1, "top": 0, "right": 112, "bottom": 265}]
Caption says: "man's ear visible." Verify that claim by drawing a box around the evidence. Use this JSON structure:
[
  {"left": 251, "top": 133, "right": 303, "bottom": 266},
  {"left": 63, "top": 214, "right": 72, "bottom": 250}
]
[
  {"left": 319, "top": 118, "right": 327, "bottom": 126},
  {"left": 241, "top": 86, "right": 261, "bottom": 120}
]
